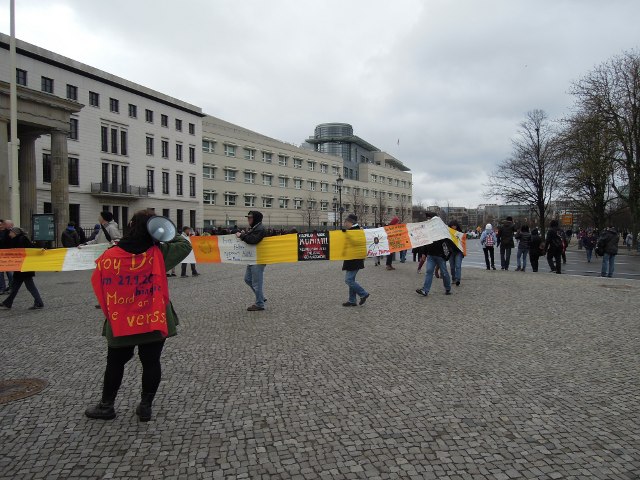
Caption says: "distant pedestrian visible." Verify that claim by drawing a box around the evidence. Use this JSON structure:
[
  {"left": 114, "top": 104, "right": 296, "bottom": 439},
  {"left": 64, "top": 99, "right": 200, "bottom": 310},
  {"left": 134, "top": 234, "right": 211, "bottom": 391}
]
[
  {"left": 237, "top": 211, "right": 267, "bottom": 311},
  {"left": 497, "top": 216, "right": 516, "bottom": 270},
  {"left": 529, "top": 228, "right": 543, "bottom": 272},
  {"left": 341, "top": 214, "right": 369, "bottom": 307},
  {"left": 61, "top": 222, "right": 80, "bottom": 247},
  {"left": 545, "top": 220, "right": 564, "bottom": 274},
  {"left": 447, "top": 219, "right": 464, "bottom": 286},
  {"left": 480, "top": 223, "right": 497, "bottom": 270},
  {"left": 625, "top": 232, "right": 633, "bottom": 251},
  {"left": 385, "top": 216, "right": 400, "bottom": 270},
  {"left": 583, "top": 230, "right": 597, "bottom": 263},
  {"left": 0, "top": 219, "right": 14, "bottom": 294},
  {"left": 515, "top": 225, "right": 531, "bottom": 272},
  {"left": 597, "top": 227, "right": 619, "bottom": 278},
  {"left": 416, "top": 212, "right": 452, "bottom": 297},
  {"left": 0, "top": 228, "right": 44, "bottom": 310},
  {"left": 179, "top": 227, "right": 199, "bottom": 277}
]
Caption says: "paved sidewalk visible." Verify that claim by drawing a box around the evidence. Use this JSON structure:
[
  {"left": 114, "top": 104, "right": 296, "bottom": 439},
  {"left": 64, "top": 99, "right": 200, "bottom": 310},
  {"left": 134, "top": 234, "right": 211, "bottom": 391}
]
[{"left": 1, "top": 260, "right": 639, "bottom": 479}]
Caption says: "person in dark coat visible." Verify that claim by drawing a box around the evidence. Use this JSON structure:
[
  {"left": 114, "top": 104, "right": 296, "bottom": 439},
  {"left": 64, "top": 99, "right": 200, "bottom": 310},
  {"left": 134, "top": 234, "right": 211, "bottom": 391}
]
[
  {"left": 61, "top": 222, "right": 80, "bottom": 247},
  {"left": 515, "top": 225, "right": 532, "bottom": 272},
  {"left": 497, "top": 216, "right": 516, "bottom": 270},
  {"left": 597, "top": 227, "right": 619, "bottom": 278},
  {"left": 416, "top": 212, "right": 452, "bottom": 296},
  {"left": 0, "top": 219, "right": 14, "bottom": 294},
  {"left": 545, "top": 220, "right": 564, "bottom": 274},
  {"left": 237, "top": 211, "right": 267, "bottom": 311},
  {"left": 341, "top": 214, "right": 369, "bottom": 306},
  {"left": 0, "top": 228, "right": 44, "bottom": 310},
  {"left": 529, "top": 228, "right": 543, "bottom": 272},
  {"left": 582, "top": 230, "right": 597, "bottom": 263}
]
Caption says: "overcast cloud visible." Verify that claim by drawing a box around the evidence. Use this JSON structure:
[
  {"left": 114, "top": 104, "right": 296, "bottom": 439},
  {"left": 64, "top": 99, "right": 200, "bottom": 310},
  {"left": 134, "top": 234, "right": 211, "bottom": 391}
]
[{"left": 2, "top": 0, "right": 639, "bottom": 207}]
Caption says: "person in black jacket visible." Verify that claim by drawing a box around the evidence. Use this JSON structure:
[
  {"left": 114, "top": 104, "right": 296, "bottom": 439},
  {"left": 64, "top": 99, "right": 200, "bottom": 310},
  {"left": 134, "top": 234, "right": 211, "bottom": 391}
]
[
  {"left": 545, "top": 219, "right": 564, "bottom": 274},
  {"left": 597, "top": 227, "right": 619, "bottom": 278},
  {"left": 515, "top": 225, "right": 532, "bottom": 272},
  {"left": 0, "top": 219, "right": 14, "bottom": 294},
  {"left": 237, "top": 211, "right": 267, "bottom": 311},
  {"left": 341, "top": 214, "right": 369, "bottom": 307},
  {"left": 529, "top": 228, "right": 543, "bottom": 272},
  {"left": 1, "top": 228, "right": 44, "bottom": 310},
  {"left": 497, "top": 216, "right": 516, "bottom": 270},
  {"left": 416, "top": 212, "right": 452, "bottom": 297},
  {"left": 61, "top": 222, "right": 80, "bottom": 247}
]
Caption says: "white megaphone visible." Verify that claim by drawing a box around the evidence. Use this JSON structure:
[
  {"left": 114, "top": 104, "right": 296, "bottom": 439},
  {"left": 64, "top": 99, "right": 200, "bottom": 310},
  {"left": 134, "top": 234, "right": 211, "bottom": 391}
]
[{"left": 146, "top": 216, "right": 177, "bottom": 243}]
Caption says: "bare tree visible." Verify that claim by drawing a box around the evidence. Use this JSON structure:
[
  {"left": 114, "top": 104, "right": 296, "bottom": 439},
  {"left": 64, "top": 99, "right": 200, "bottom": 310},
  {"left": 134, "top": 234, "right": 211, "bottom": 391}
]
[
  {"left": 300, "top": 195, "right": 320, "bottom": 231},
  {"left": 485, "top": 109, "right": 564, "bottom": 232},
  {"left": 350, "top": 188, "right": 364, "bottom": 223},
  {"left": 570, "top": 50, "right": 640, "bottom": 245},
  {"left": 559, "top": 113, "right": 619, "bottom": 230}
]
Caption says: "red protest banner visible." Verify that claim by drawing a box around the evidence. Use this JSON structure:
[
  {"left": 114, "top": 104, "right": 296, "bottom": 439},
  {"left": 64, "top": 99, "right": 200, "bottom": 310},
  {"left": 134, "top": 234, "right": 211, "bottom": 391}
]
[{"left": 91, "top": 246, "right": 169, "bottom": 337}]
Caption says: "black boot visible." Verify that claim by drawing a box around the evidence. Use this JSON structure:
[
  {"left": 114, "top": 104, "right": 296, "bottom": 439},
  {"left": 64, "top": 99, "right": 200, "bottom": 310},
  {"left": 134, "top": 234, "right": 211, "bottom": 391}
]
[
  {"left": 136, "top": 392, "right": 155, "bottom": 422},
  {"left": 85, "top": 400, "right": 116, "bottom": 420}
]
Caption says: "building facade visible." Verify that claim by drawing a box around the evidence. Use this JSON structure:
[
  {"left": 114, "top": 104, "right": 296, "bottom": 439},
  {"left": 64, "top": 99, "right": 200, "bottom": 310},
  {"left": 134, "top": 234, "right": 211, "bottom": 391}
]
[
  {"left": 0, "top": 33, "right": 204, "bottom": 233},
  {"left": 202, "top": 117, "right": 412, "bottom": 230}
]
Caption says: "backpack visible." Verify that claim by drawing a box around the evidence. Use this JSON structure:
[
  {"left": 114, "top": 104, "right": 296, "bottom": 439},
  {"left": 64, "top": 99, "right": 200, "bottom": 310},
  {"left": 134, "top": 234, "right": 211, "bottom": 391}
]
[
  {"left": 550, "top": 230, "right": 563, "bottom": 250},
  {"left": 485, "top": 232, "right": 494, "bottom": 247}
]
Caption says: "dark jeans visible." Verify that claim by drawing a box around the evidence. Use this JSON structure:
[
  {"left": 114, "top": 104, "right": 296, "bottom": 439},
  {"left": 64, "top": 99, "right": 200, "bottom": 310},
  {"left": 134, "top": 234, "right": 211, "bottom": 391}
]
[
  {"left": 529, "top": 253, "right": 540, "bottom": 272},
  {"left": 483, "top": 247, "right": 495, "bottom": 269},
  {"left": 181, "top": 263, "right": 198, "bottom": 276},
  {"left": 500, "top": 245, "right": 512, "bottom": 269},
  {"left": 386, "top": 253, "right": 394, "bottom": 266},
  {"left": 547, "top": 250, "right": 562, "bottom": 274},
  {"left": 2, "top": 276, "right": 43, "bottom": 307},
  {"left": 0, "top": 271, "right": 13, "bottom": 291},
  {"left": 103, "top": 340, "right": 165, "bottom": 400}
]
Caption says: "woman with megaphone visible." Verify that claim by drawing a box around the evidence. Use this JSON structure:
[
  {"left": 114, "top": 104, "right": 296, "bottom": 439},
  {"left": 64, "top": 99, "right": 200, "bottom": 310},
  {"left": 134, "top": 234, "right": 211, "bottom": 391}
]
[{"left": 85, "top": 210, "right": 191, "bottom": 422}]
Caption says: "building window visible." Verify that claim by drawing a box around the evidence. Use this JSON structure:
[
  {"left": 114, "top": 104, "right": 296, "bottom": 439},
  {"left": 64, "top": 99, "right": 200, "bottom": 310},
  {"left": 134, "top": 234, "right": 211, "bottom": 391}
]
[
  {"left": 224, "top": 194, "right": 237, "bottom": 206},
  {"left": 224, "top": 169, "right": 236, "bottom": 182},
  {"left": 128, "top": 104, "right": 137, "bottom": 118},
  {"left": 279, "top": 176, "right": 288, "bottom": 188},
  {"left": 41, "top": 76, "right": 54, "bottom": 94},
  {"left": 176, "top": 143, "right": 183, "bottom": 162},
  {"left": 320, "top": 201, "right": 328, "bottom": 211},
  {"left": 279, "top": 198, "right": 289, "bottom": 209},
  {"left": 294, "top": 199, "right": 303, "bottom": 210},
  {"left": 293, "top": 158, "right": 302, "bottom": 169},
  {"left": 42, "top": 154, "right": 51, "bottom": 183},
  {"left": 294, "top": 179, "right": 303, "bottom": 190},
  {"left": 224, "top": 144, "right": 236, "bottom": 157},
  {"left": 120, "top": 131, "right": 128, "bottom": 156},
  {"left": 189, "top": 146, "right": 195, "bottom": 164},
  {"left": 244, "top": 148, "right": 255, "bottom": 160},
  {"left": 68, "top": 118, "right": 79, "bottom": 140},
  {"left": 175, "top": 119, "right": 182, "bottom": 131},
  {"left": 109, "top": 98, "right": 119, "bottom": 113},
  {"left": 145, "top": 109, "right": 154, "bottom": 123},
  {"left": 146, "top": 137, "right": 154, "bottom": 156},
  {"left": 189, "top": 176, "right": 196, "bottom": 197},
  {"left": 68, "top": 157, "right": 79, "bottom": 185},
  {"left": 308, "top": 161, "right": 315, "bottom": 171},
  {"left": 278, "top": 155, "right": 288, "bottom": 167},
  {"left": 203, "top": 190, "right": 216, "bottom": 205},
  {"left": 262, "top": 174, "right": 272, "bottom": 186},
  {"left": 262, "top": 152, "right": 272, "bottom": 163},
  {"left": 332, "top": 166, "right": 339, "bottom": 175},
  {"left": 177, "top": 209, "right": 183, "bottom": 229},
  {"left": 161, "top": 114, "right": 168, "bottom": 127},
  {"left": 110, "top": 128, "right": 118, "bottom": 154},
  {"left": 101, "top": 126, "right": 108, "bottom": 152},
  {"left": 244, "top": 195, "right": 256, "bottom": 207},
  {"left": 262, "top": 197, "right": 273, "bottom": 208},
  {"left": 308, "top": 180, "right": 316, "bottom": 191},
  {"left": 16, "top": 69, "right": 27, "bottom": 86},
  {"left": 161, "top": 140, "right": 169, "bottom": 159},
  {"left": 202, "top": 140, "right": 215, "bottom": 153},
  {"left": 147, "top": 169, "right": 155, "bottom": 193},
  {"left": 203, "top": 164, "right": 216, "bottom": 179},
  {"left": 176, "top": 174, "right": 183, "bottom": 196},
  {"left": 66, "top": 84, "right": 78, "bottom": 101},
  {"left": 89, "top": 91, "right": 100, "bottom": 107},
  {"left": 162, "top": 172, "right": 170, "bottom": 194},
  {"left": 320, "top": 182, "right": 328, "bottom": 192},
  {"left": 188, "top": 123, "right": 195, "bottom": 135},
  {"left": 190, "top": 210, "right": 196, "bottom": 229},
  {"left": 320, "top": 164, "right": 328, "bottom": 173},
  {"left": 244, "top": 172, "right": 255, "bottom": 184}
]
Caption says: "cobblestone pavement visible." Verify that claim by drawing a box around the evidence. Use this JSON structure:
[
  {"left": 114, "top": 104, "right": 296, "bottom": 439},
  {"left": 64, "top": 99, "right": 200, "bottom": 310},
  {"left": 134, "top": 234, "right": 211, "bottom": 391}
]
[{"left": 1, "top": 259, "right": 639, "bottom": 479}]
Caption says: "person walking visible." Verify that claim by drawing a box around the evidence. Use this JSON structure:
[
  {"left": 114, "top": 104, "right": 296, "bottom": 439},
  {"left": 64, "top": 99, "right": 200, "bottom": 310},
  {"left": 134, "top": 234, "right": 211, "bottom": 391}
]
[
  {"left": 545, "top": 220, "right": 564, "bottom": 274},
  {"left": 179, "top": 226, "right": 199, "bottom": 277},
  {"left": 237, "top": 211, "right": 267, "bottom": 311},
  {"left": 447, "top": 219, "right": 464, "bottom": 286},
  {"left": 497, "top": 216, "right": 516, "bottom": 270},
  {"left": 61, "top": 222, "right": 80, "bottom": 247},
  {"left": 341, "top": 214, "right": 369, "bottom": 307},
  {"left": 85, "top": 210, "right": 191, "bottom": 422},
  {"left": 416, "top": 212, "right": 452, "bottom": 297},
  {"left": 0, "top": 228, "right": 44, "bottom": 310},
  {"left": 597, "top": 227, "right": 619, "bottom": 278},
  {"left": 480, "top": 223, "right": 497, "bottom": 270},
  {"left": 0, "top": 219, "right": 13, "bottom": 294},
  {"left": 515, "top": 225, "right": 532, "bottom": 272},
  {"left": 583, "top": 230, "right": 597, "bottom": 263},
  {"left": 529, "top": 228, "right": 543, "bottom": 272},
  {"left": 625, "top": 232, "right": 633, "bottom": 252}
]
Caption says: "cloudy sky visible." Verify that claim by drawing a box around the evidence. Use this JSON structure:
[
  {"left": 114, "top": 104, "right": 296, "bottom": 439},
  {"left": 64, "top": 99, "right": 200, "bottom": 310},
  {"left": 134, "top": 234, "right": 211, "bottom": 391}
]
[{"left": 2, "top": 0, "right": 639, "bottom": 207}]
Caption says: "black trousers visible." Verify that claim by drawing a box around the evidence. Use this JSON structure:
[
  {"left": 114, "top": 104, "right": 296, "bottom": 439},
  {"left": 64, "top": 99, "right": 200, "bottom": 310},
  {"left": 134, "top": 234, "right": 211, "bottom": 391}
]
[
  {"left": 547, "top": 250, "right": 562, "bottom": 274},
  {"left": 181, "top": 263, "right": 198, "bottom": 275},
  {"left": 2, "top": 276, "right": 43, "bottom": 307},
  {"left": 483, "top": 247, "right": 495, "bottom": 268},
  {"left": 529, "top": 252, "right": 540, "bottom": 272},
  {"left": 102, "top": 340, "right": 165, "bottom": 400}
]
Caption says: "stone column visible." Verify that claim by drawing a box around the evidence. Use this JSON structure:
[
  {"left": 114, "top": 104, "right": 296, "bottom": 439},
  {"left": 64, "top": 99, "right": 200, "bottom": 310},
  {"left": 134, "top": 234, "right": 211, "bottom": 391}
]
[
  {"left": 51, "top": 130, "right": 69, "bottom": 247},
  {"left": 18, "top": 132, "right": 39, "bottom": 232},
  {"left": 0, "top": 120, "right": 9, "bottom": 219}
]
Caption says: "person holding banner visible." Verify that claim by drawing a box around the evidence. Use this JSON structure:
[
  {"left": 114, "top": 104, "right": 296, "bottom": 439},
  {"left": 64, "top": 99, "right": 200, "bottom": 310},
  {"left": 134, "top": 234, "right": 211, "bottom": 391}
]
[
  {"left": 237, "top": 211, "right": 267, "bottom": 311},
  {"left": 416, "top": 212, "right": 452, "bottom": 297},
  {"left": 85, "top": 210, "right": 192, "bottom": 422},
  {"left": 342, "top": 214, "right": 370, "bottom": 307},
  {"left": 0, "top": 228, "right": 44, "bottom": 310}
]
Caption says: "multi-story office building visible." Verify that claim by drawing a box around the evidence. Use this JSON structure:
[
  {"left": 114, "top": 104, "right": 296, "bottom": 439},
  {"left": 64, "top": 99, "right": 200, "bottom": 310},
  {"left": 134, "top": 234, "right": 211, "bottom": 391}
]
[
  {"left": 202, "top": 117, "right": 412, "bottom": 229},
  {"left": 0, "top": 33, "right": 204, "bottom": 233}
]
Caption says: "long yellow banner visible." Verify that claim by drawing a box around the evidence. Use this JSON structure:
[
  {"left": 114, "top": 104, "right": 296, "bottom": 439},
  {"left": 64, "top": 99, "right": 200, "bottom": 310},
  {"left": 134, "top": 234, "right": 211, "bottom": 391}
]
[{"left": 0, "top": 218, "right": 466, "bottom": 272}]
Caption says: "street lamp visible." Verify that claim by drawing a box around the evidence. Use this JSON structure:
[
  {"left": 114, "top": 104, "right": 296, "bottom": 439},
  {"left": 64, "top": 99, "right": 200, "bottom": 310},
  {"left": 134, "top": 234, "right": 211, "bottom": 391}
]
[
  {"left": 332, "top": 196, "right": 337, "bottom": 230},
  {"left": 335, "top": 174, "right": 344, "bottom": 229}
]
